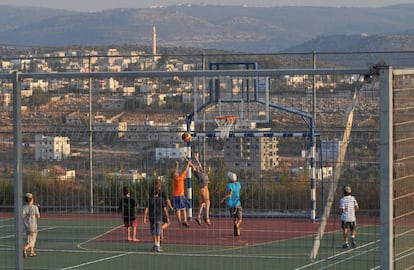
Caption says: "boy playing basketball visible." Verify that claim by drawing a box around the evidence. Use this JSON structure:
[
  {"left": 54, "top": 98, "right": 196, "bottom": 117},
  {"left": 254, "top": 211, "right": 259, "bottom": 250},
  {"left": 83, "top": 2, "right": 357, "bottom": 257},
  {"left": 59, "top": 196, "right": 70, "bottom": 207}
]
[
  {"left": 221, "top": 172, "right": 242, "bottom": 236},
  {"left": 118, "top": 187, "right": 140, "bottom": 242},
  {"left": 340, "top": 185, "right": 359, "bottom": 248}
]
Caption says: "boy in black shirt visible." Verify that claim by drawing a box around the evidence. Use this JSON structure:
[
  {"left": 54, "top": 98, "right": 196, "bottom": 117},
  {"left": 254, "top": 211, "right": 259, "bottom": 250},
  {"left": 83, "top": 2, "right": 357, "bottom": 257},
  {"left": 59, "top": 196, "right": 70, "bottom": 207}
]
[
  {"left": 144, "top": 182, "right": 169, "bottom": 252},
  {"left": 118, "top": 187, "right": 140, "bottom": 242}
]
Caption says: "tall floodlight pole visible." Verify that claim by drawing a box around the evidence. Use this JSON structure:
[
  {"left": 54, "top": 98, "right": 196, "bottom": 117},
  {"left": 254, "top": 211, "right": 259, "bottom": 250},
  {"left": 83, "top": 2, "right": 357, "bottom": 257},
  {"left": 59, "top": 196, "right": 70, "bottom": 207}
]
[
  {"left": 89, "top": 56, "right": 94, "bottom": 213},
  {"left": 13, "top": 71, "right": 24, "bottom": 269},
  {"left": 202, "top": 53, "right": 207, "bottom": 170}
]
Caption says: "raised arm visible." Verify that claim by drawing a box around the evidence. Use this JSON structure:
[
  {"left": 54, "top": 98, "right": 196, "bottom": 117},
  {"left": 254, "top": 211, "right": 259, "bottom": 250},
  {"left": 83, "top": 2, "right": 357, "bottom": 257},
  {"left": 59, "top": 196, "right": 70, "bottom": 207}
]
[
  {"left": 175, "top": 160, "right": 179, "bottom": 172},
  {"left": 193, "top": 153, "right": 203, "bottom": 171},
  {"left": 184, "top": 156, "right": 197, "bottom": 171},
  {"left": 183, "top": 159, "right": 191, "bottom": 171}
]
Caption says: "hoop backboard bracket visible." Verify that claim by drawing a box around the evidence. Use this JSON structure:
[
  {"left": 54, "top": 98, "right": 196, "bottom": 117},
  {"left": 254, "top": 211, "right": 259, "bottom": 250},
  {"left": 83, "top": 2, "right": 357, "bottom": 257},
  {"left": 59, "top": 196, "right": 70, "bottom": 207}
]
[{"left": 192, "top": 62, "right": 270, "bottom": 128}]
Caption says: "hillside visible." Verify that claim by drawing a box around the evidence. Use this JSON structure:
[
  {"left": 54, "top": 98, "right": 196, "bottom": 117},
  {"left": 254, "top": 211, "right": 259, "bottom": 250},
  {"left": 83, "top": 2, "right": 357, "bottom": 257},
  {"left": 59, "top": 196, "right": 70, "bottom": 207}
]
[
  {"left": 283, "top": 33, "right": 414, "bottom": 52},
  {"left": 1, "top": 4, "right": 414, "bottom": 52}
]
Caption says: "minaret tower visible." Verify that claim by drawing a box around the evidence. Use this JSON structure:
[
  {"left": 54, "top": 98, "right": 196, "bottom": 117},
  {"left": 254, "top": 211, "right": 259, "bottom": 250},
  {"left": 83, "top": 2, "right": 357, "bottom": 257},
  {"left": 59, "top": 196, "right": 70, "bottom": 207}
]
[{"left": 152, "top": 26, "right": 157, "bottom": 61}]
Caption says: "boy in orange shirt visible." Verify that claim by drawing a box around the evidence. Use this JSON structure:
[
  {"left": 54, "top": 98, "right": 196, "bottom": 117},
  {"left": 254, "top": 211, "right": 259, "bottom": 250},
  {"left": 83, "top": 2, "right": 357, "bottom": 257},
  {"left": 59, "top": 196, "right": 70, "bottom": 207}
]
[{"left": 172, "top": 159, "right": 191, "bottom": 228}]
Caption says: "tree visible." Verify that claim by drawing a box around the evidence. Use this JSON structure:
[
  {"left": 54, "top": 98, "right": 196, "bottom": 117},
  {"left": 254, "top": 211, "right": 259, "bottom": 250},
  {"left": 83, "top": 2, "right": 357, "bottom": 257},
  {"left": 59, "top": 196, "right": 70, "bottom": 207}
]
[{"left": 30, "top": 88, "right": 49, "bottom": 107}]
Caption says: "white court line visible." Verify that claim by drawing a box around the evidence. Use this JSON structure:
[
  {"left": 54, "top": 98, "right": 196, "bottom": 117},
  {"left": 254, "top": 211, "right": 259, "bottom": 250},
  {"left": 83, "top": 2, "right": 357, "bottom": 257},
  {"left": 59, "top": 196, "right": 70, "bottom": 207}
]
[
  {"left": 0, "top": 218, "right": 13, "bottom": 223},
  {"left": 295, "top": 240, "right": 380, "bottom": 270},
  {"left": 395, "top": 249, "right": 414, "bottom": 263},
  {"left": 77, "top": 224, "right": 123, "bottom": 251},
  {"left": 39, "top": 247, "right": 310, "bottom": 259},
  {"left": 317, "top": 246, "right": 380, "bottom": 270},
  {"left": 60, "top": 253, "right": 131, "bottom": 270},
  {"left": 0, "top": 226, "right": 57, "bottom": 240},
  {"left": 368, "top": 266, "right": 381, "bottom": 270}
]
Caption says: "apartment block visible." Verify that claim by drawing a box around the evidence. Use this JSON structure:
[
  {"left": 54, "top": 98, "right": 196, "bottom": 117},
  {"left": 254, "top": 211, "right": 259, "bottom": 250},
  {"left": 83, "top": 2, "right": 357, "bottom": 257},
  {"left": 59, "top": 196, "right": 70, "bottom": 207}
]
[
  {"left": 223, "top": 134, "right": 279, "bottom": 171},
  {"left": 35, "top": 134, "right": 71, "bottom": 161}
]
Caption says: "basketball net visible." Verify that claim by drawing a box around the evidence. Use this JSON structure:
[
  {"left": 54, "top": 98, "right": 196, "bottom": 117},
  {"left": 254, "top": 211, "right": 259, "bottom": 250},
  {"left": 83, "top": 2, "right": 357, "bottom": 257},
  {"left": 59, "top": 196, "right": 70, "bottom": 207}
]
[{"left": 215, "top": 116, "right": 237, "bottom": 139}]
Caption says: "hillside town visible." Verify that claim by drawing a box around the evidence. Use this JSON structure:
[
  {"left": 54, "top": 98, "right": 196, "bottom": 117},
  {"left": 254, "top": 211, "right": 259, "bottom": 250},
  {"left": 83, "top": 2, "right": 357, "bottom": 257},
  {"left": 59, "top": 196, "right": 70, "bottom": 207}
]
[{"left": 0, "top": 41, "right": 374, "bottom": 184}]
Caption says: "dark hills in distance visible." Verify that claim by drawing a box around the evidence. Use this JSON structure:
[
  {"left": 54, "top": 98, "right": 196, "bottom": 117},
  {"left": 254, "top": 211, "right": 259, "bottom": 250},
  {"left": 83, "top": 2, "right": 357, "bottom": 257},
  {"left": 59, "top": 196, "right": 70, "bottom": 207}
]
[{"left": 1, "top": 4, "right": 414, "bottom": 57}]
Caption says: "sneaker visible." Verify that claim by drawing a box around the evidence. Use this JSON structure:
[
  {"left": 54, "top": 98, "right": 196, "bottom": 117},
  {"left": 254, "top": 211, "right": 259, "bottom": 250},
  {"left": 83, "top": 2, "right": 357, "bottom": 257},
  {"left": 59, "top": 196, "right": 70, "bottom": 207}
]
[
  {"left": 233, "top": 224, "right": 240, "bottom": 236},
  {"left": 203, "top": 217, "right": 211, "bottom": 225},
  {"left": 351, "top": 238, "right": 356, "bottom": 248},
  {"left": 182, "top": 222, "right": 190, "bottom": 228},
  {"left": 342, "top": 243, "right": 349, "bottom": 249},
  {"left": 155, "top": 246, "right": 164, "bottom": 252}
]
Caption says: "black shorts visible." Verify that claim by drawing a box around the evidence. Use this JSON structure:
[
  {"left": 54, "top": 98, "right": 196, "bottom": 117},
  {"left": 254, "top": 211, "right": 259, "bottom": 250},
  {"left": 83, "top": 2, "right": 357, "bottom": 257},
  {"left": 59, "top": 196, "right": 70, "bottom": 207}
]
[
  {"left": 229, "top": 207, "right": 242, "bottom": 220},
  {"left": 341, "top": 221, "right": 356, "bottom": 230}
]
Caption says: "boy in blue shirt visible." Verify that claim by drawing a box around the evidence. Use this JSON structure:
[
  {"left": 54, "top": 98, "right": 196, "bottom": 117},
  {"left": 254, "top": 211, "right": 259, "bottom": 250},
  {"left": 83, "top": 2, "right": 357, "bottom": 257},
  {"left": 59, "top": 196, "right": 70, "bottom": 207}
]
[{"left": 221, "top": 172, "right": 242, "bottom": 236}]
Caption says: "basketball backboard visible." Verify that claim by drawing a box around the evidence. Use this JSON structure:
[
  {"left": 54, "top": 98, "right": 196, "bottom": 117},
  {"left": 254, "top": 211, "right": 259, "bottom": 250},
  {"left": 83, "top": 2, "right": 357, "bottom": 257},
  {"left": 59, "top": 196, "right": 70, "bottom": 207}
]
[{"left": 192, "top": 62, "right": 270, "bottom": 129}]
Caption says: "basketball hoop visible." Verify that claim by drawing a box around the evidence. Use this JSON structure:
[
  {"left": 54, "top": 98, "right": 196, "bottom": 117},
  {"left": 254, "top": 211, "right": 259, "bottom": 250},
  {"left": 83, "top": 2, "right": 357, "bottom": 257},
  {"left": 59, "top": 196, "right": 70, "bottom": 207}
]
[{"left": 215, "top": 115, "right": 237, "bottom": 139}]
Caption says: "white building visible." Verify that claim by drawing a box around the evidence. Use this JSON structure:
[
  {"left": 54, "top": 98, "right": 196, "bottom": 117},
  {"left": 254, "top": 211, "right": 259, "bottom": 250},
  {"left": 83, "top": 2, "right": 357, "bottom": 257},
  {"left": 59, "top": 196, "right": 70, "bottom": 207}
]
[
  {"left": 223, "top": 125, "right": 279, "bottom": 171},
  {"left": 107, "top": 170, "right": 145, "bottom": 183},
  {"left": 0, "top": 91, "right": 11, "bottom": 106},
  {"left": 124, "top": 117, "right": 193, "bottom": 144},
  {"left": 155, "top": 145, "right": 187, "bottom": 161},
  {"left": 93, "top": 118, "right": 127, "bottom": 138},
  {"left": 41, "top": 167, "right": 76, "bottom": 181},
  {"left": 224, "top": 135, "right": 279, "bottom": 171},
  {"left": 35, "top": 134, "right": 71, "bottom": 161},
  {"left": 320, "top": 139, "right": 342, "bottom": 161},
  {"left": 315, "top": 166, "right": 333, "bottom": 180},
  {"left": 98, "top": 98, "right": 125, "bottom": 111}
]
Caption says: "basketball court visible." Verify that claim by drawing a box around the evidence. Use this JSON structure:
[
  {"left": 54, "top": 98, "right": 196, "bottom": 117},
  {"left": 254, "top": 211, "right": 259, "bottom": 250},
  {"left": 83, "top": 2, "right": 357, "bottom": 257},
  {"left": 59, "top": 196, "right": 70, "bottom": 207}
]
[{"left": 0, "top": 212, "right": 381, "bottom": 269}]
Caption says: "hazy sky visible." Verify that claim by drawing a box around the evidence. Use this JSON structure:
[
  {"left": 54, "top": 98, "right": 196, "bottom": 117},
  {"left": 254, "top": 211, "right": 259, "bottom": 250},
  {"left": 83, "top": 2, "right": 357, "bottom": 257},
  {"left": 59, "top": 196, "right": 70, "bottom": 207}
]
[{"left": 1, "top": 0, "right": 414, "bottom": 12}]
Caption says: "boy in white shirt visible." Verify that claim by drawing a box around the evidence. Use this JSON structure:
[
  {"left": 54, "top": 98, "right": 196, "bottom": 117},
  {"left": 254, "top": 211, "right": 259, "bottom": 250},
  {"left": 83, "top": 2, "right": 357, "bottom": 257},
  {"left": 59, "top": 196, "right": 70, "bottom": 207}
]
[
  {"left": 23, "top": 193, "right": 40, "bottom": 257},
  {"left": 339, "top": 186, "right": 359, "bottom": 248}
]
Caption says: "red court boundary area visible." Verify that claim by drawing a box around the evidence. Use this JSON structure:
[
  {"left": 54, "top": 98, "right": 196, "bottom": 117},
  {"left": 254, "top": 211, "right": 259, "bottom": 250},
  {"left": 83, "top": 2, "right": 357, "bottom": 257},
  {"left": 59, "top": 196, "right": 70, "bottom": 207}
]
[
  {"left": 0, "top": 212, "right": 378, "bottom": 247},
  {"left": 94, "top": 214, "right": 378, "bottom": 247}
]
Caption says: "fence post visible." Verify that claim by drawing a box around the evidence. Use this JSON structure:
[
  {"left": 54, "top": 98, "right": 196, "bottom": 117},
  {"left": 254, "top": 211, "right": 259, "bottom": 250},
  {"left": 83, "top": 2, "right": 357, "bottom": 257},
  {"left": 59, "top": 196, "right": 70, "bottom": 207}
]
[{"left": 379, "top": 65, "right": 393, "bottom": 270}]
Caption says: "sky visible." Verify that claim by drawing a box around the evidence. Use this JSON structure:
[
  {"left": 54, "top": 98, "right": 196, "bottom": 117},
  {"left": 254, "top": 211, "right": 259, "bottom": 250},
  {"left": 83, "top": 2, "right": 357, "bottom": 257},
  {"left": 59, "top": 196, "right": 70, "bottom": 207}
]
[{"left": 1, "top": 0, "right": 414, "bottom": 12}]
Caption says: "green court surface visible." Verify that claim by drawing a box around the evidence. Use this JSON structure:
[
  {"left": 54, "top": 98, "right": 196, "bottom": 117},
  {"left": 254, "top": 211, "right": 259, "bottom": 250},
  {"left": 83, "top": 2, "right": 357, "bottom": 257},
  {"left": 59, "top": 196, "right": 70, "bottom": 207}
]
[{"left": 0, "top": 214, "right": 381, "bottom": 270}]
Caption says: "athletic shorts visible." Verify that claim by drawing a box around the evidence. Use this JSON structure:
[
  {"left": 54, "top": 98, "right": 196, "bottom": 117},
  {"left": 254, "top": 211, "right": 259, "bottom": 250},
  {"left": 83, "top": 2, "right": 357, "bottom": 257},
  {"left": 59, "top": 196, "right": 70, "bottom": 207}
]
[
  {"left": 172, "top": 196, "right": 187, "bottom": 210},
  {"left": 229, "top": 206, "right": 242, "bottom": 220},
  {"left": 26, "top": 231, "right": 38, "bottom": 247},
  {"left": 162, "top": 214, "right": 169, "bottom": 223},
  {"left": 150, "top": 220, "right": 162, "bottom": 237},
  {"left": 124, "top": 219, "right": 138, "bottom": 228},
  {"left": 341, "top": 221, "right": 356, "bottom": 230}
]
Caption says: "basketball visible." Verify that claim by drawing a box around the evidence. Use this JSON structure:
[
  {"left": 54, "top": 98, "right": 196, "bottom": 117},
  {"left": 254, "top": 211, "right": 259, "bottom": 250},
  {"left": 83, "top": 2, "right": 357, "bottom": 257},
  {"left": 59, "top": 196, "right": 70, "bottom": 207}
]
[{"left": 181, "top": 132, "right": 192, "bottom": 142}]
